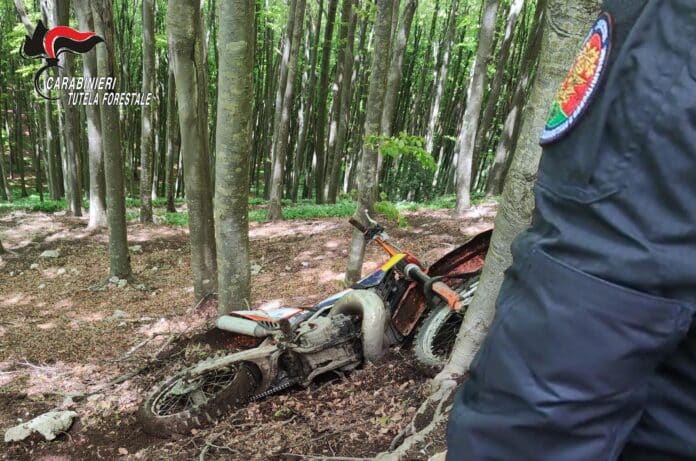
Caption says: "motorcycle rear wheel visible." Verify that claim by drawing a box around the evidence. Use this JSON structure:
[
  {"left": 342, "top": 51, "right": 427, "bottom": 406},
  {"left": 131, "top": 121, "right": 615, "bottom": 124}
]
[
  {"left": 413, "top": 276, "right": 479, "bottom": 374},
  {"left": 138, "top": 359, "right": 260, "bottom": 436}
]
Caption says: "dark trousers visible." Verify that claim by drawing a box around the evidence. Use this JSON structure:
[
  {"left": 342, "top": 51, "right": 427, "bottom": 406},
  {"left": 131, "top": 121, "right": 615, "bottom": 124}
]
[{"left": 445, "top": 246, "right": 696, "bottom": 460}]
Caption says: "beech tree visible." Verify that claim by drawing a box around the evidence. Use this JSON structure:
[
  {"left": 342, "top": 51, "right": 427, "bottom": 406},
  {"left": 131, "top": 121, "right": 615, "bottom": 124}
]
[
  {"left": 267, "top": 0, "right": 306, "bottom": 221},
  {"left": 326, "top": 0, "right": 357, "bottom": 203},
  {"left": 164, "top": 58, "right": 180, "bottom": 214},
  {"left": 453, "top": 0, "right": 500, "bottom": 214},
  {"left": 376, "top": 2, "right": 601, "bottom": 458},
  {"left": 55, "top": 0, "right": 82, "bottom": 217},
  {"left": 313, "top": 0, "right": 339, "bottom": 204},
  {"left": 139, "top": 0, "right": 155, "bottom": 223},
  {"left": 92, "top": 0, "right": 131, "bottom": 279},
  {"left": 167, "top": 0, "right": 217, "bottom": 299},
  {"left": 214, "top": 0, "right": 255, "bottom": 314},
  {"left": 75, "top": 0, "right": 107, "bottom": 229},
  {"left": 345, "top": 0, "right": 394, "bottom": 284}
]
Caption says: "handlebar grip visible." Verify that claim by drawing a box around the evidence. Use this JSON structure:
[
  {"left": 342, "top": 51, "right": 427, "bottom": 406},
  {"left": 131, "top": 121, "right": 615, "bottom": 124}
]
[
  {"left": 349, "top": 217, "right": 367, "bottom": 233},
  {"left": 431, "top": 281, "right": 464, "bottom": 312}
]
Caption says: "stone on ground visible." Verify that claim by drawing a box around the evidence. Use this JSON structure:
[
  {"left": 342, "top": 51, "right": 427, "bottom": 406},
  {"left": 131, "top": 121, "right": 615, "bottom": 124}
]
[
  {"left": 39, "top": 250, "right": 60, "bottom": 259},
  {"left": 4, "top": 410, "right": 77, "bottom": 442}
]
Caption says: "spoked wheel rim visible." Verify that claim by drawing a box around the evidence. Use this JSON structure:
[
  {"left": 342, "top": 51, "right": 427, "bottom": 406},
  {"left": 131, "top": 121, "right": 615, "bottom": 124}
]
[
  {"left": 427, "top": 278, "right": 479, "bottom": 361},
  {"left": 151, "top": 365, "right": 242, "bottom": 417}
]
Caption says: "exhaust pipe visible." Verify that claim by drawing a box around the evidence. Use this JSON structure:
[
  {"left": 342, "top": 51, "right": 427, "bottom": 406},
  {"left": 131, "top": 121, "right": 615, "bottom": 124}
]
[
  {"left": 329, "top": 290, "right": 387, "bottom": 363},
  {"left": 216, "top": 315, "right": 273, "bottom": 337}
]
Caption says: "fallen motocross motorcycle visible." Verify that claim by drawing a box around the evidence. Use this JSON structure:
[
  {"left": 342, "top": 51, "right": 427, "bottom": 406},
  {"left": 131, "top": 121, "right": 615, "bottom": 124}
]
[{"left": 138, "top": 215, "right": 491, "bottom": 435}]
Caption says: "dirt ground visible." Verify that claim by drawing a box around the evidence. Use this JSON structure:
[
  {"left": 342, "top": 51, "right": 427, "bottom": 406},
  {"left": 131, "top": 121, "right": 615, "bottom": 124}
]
[{"left": 0, "top": 204, "right": 496, "bottom": 460}]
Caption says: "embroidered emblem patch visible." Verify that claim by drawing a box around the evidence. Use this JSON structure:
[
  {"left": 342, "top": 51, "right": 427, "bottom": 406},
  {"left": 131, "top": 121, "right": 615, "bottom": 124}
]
[{"left": 540, "top": 12, "right": 613, "bottom": 145}]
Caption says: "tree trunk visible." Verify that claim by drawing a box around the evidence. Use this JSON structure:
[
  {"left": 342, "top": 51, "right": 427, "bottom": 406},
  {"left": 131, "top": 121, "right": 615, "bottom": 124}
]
[
  {"left": 267, "top": 0, "right": 306, "bottom": 221},
  {"left": 326, "top": 2, "right": 358, "bottom": 203},
  {"left": 472, "top": 0, "right": 524, "bottom": 177},
  {"left": 373, "top": 4, "right": 601, "bottom": 459},
  {"left": 139, "top": 0, "right": 155, "bottom": 223},
  {"left": 486, "top": 0, "right": 545, "bottom": 195},
  {"left": 39, "top": 0, "right": 64, "bottom": 201},
  {"left": 0, "top": 113, "right": 11, "bottom": 202},
  {"left": 92, "top": 0, "right": 132, "bottom": 279},
  {"left": 424, "top": 0, "right": 458, "bottom": 155},
  {"left": 14, "top": 92, "right": 28, "bottom": 198},
  {"left": 55, "top": 0, "right": 83, "bottom": 216},
  {"left": 267, "top": 0, "right": 296, "bottom": 201},
  {"left": 453, "top": 0, "right": 500, "bottom": 214},
  {"left": 168, "top": 0, "right": 218, "bottom": 299},
  {"left": 75, "top": 0, "right": 107, "bottom": 228},
  {"left": 31, "top": 101, "right": 43, "bottom": 200},
  {"left": 164, "top": 61, "right": 180, "bottom": 213},
  {"left": 345, "top": 0, "right": 394, "bottom": 284},
  {"left": 440, "top": 0, "right": 601, "bottom": 383},
  {"left": 381, "top": 0, "right": 417, "bottom": 137},
  {"left": 214, "top": 0, "right": 255, "bottom": 314},
  {"left": 313, "top": 0, "right": 339, "bottom": 204},
  {"left": 44, "top": 99, "right": 61, "bottom": 200}
]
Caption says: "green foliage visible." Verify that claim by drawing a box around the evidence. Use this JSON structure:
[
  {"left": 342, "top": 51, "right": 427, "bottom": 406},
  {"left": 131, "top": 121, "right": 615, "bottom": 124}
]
[
  {"left": 394, "top": 193, "right": 497, "bottom": 212},
  {"left": 367, "top": 132, "right": 436, "bottom": 171},
  {"left": 374, "top": 193, "right": 408, "bottom": 228},
  {"left": 163, "top": 211, "right": 188, "bottom": 226},
  {"left": 0, "top": 194, "right": 66, "bottom": 213},
  {"left": 165, "top": 200, "right": 357, "bottom": 227}
]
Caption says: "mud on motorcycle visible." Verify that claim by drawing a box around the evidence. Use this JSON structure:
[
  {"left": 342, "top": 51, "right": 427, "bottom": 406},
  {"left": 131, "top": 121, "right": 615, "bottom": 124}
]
[{"left": 138, "top": 214, "right": 490, "bottom": 435}]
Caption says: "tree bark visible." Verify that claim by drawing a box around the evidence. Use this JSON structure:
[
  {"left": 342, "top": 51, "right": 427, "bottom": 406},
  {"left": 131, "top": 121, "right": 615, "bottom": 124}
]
[
  {"left": 14, "top": 91, "right": 28, "bottom": 198},
  {"left": 453, "top": 0, "right": 500, "bottom": 214},
  {"left": 139, "top": 0, "right": 155, "bottom": 223},
  {"left": 381, "top": 0, "right": 417, "bottom": 137},
  {"left": 267, "top": 0, "right": 306, "bottom": 221},
  {"left": 326, "top": 1, "right": 357, "bottom": 203},
  {"left": 167, "top": 0, "right": 218, "bottom": 299},
  {"left": 40, "top": 0, "right": 64, "bottom": 201},
  {"left": 267, "top": 0, "right": 296, "bottom": 201},
  {"left": 75, "top": 0, "right": 107, "bottom": 228},
  {"left": 0, "top": 113, "right": 11, "bottom": 202},
  {"left": 55, "top": 0, "right": 83, "bottom": 216},
  {"left": 164, "top": 61, "right": 180, "bottom": 213},
  {"left": 214, "top": 0, "right": 255, "bottom": 314},
  {"left": 92, "top": 0, "right": 132, "bottom": 279},
  {"left": 439, "top": 0, "right": 601, "bottom": 383},
  {"left": 313, "top": 0, "right": 339, "bottom": 204},
  {"left": 486, "top": 0, "right": 545, "bottom": 195},
  {"left": 345, "top": 0, "right": 394, "bottom": 284},
  {"left": 472, "top": 0, "right": 524, "bottom": 176},
  {"left": 424, "top": 0, "right": 458, "bottom": 155}
]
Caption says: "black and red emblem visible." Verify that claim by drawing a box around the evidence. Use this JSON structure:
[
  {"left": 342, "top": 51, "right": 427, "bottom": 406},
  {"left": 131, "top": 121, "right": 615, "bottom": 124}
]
[{"left": 21, "top": 20, "right": 104, "bottom": 99}]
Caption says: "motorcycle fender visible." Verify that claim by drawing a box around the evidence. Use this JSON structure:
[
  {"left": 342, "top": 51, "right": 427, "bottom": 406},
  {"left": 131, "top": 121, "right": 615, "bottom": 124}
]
[
  {"left": 190, "top": 343, "right": 281, "bottom": 394},
  {"left": 391, "top": 228, "right": 492, "bottom": 336}
]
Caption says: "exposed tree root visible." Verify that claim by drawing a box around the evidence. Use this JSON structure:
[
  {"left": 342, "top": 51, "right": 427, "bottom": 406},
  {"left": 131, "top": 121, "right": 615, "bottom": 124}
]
[{"left": 375, "top": 379, "right": 458, "bottom": 461}]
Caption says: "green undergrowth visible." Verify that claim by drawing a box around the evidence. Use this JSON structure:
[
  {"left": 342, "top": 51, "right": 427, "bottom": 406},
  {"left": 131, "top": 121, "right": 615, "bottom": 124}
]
[
  {"left": 0, "top": 186, "right": 498, "bottom": 228},
  {"left": 0, "top": 187, "right": 186, "bottom": 213}
]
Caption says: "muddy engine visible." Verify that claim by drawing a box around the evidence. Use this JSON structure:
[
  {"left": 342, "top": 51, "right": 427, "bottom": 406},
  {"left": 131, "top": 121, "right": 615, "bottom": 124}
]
[{"left": 292, "top": 314, "right": 363, "bottom": 382}]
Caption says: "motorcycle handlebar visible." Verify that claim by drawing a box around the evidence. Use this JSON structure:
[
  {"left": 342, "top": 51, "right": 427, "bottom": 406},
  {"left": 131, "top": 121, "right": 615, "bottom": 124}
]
[
  {"left": 349, "top": 217, "right": 367, "bottom": 233},
  {"left": 405, "top": 264, "right": 463, "bottom": 311}
]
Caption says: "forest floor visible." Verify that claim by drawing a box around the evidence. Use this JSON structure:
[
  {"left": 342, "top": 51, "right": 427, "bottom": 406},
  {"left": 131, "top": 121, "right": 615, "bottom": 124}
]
[{"left": 0, "top": 203, "right": 496, "bottom": 461}]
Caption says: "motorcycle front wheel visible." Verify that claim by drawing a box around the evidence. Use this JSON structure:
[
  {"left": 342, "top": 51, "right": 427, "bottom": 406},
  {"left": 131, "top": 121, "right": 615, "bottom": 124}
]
[
  {"left": 138, "top": 359, "right": 260, "bottom": 436},
  {"left": 413, "top": 275, "right": 479, "bottom": 374}
]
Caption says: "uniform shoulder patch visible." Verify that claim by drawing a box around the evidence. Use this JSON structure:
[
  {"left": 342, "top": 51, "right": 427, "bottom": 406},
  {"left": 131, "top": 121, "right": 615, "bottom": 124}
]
[{"left": 540, "top": 12, "right": 613, "bottom": 145}]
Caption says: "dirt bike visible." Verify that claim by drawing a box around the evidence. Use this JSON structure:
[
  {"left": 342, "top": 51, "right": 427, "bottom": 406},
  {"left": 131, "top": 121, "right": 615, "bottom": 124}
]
[{"left": 138, "top": 214, "right": 490, "bottom": 435}]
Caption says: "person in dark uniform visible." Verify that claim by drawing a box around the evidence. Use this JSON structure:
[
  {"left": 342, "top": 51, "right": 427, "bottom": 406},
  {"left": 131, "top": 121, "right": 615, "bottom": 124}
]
[{"left": 446, "top": 1, "right": 696, "bottom": 460}]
